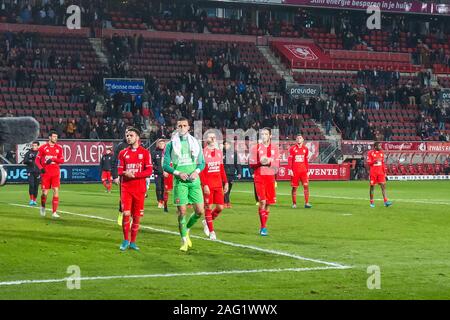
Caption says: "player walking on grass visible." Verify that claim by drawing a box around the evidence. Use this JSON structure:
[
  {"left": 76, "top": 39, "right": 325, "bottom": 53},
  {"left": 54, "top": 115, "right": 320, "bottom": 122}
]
[
  {"left": 288, "top": 134, "right": 312, "bottom": 209},
  {"left": 100, "top": 146, "right": 114, "bottom": 193},
  {"left": 112, "top": 127, "right": 133, "bottom": 226},
  {"left": 200, "top": 132, "right": 229, "bottom": 240},
  {"left": 23, "top": 141, "right": 40, "bottom": 206},
  {"left": 117, "top": 128, "right": 153, "bottom": 251},
  {"left": 163, "top": 117, "right": 205, "bottom": 252},
  {"left": 367, "top": 141, "right": 392, "bottom": 208},
  {"left": 35, "top": 131, "right": 64, "bottom": 218},
  {"left": 249, "top": 128, "right": 279, "bottom": 236}
]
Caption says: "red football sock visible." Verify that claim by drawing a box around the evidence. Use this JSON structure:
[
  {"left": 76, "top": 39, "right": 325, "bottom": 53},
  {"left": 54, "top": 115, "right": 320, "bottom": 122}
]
[
  {"left": 258, "top": 208, "right": 268, "bottom": 229},
  {"left": 52, "top": 196, "right": 59, "bottom": 213},
  {"left": 107, "top": 181, "right": 112, "bottom": 192},
  {"left": 102, "top": 180, "right": 108, "bottom": 190},
  {"left": 212, "top": 207, "right": 222, "bottom": 220},
  {"left": 383, "top": 197, "right": 388, "bottom": 202},
  {"left": 292, "top": 188, "right": 297, "bottom": 205},
  {"left": 41, "top": 194, "right": 47, "bottom": 208},
  {"left": 130, "top": 214, "right": 141, "bottom": 243},
  {"left": 262, "top": 210, "right": 269, "bottom": 228},
  {"left": 304, "top": 187, "right": 309, "bottom": 204},
  {"left": 122, "top": 214, "right": 131, "bottom": 241},
  {"left": 163, "top": 191, "right": 169, "bottom": 202},
  {"left": 205, "top": 208, "right": 214, "bottom": 232},
  {"left": 370, "top": 199, "right": 374, "bottom": 204}
]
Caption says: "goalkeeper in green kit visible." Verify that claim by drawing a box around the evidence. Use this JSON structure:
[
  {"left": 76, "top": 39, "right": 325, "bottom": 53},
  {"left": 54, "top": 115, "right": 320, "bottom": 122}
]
[{"left": 163, "top": 117, "right": 206, "bottom": 252}]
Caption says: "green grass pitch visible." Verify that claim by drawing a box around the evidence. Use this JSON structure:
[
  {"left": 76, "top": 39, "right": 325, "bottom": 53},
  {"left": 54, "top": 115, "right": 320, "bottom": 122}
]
[{"left": 0, "top": 180, "right": 449, "bottom": 299}]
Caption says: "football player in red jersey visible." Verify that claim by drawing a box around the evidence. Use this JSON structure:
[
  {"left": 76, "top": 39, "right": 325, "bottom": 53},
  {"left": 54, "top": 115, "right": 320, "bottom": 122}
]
[
  {"left": 35, "top": 130, "right": 64, "bottom": 218},
  {"left": 117, "top": 128, "right": 153, "bottom": 251},
  {"left": 199, "top": 132, "right": 229, "bottom": 240},
  {"left": 367, "top": 142, "right": 392, "bottom": 208},
  {"left": 288, "top": 134, "right": 312, "bottom": 209},
  {"left": 249, "top": 128, "right": 279, "bottom": 236}
]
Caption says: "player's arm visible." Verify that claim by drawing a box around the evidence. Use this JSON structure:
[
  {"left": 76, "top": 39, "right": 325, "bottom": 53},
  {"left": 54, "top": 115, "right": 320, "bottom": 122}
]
[
  {"left": 53, "top": 146, "right": 64, "bottom": 164},
  {"left": 163, "top": 142, "right": 175, "bottom": 174},
  {"left": 287, "top": 147, "right": 294, "bottom": 175},
  {"left": 287, "top": 147, "right": 294, "bottom": 170},
  {"left": 189, "top": 142, "right": 205, "bottom": 181},
  {"left": 194, "top": 141, "right": 206, "bottom": 173},
  {"left": 305, "top": 147, "right": 309, "bottom": 172},
  {"left": 270, "top": 146, "right": 280, "bottom": 171},
  {"left": 134, "top": 151, "right": 153, "bottom": 178},
  {"left": 117, "top": 151, "right": 125, "bottom": 176},
  {"left": 249, "top": 144, "right": 261, "bottom": 170},
  {"left": 35, "top": 147, "right": 44, "bottom": 171}
]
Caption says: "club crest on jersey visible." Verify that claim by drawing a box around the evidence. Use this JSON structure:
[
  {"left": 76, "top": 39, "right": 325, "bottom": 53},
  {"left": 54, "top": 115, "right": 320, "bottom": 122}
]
[{"left": 138, "top": 154, "right": 143, "bottom": 159}]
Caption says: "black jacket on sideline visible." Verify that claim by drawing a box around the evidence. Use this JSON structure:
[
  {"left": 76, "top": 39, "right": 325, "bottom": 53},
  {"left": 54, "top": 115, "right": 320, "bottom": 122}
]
[
  {"left": 151, "top": 148, "right": 164, "bottom": 175},
  {"left": 100, "top": 153, "right": 113, "bottom": 172},
  {"left": 23, "top": 149, "right": 40, "bottom": 174}
]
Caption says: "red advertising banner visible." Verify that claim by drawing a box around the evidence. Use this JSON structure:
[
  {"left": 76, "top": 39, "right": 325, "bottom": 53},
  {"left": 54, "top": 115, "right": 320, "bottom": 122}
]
[
  {"left": 272, "top": 41, "right": 330, "bottom": 68},
  {"left": 17, "top": 141, "right": 114, "bottom": 165},
  {"left": 381, "top": 142, "right": 427, "bottom": 151},
  {"left": 426, "top": 142, "right": 450, "bottom": 152},
  {"left": 277, "top": 163, "right": 351, "bottom": 181},
  {"left": 342, "top": 140, "right": 429, "bottom": 155}
]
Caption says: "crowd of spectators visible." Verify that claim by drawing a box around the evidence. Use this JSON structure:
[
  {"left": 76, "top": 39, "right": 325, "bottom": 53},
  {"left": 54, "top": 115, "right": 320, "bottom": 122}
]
[
  {"left": 0, "top": 0, "right": 105, "bottom": 29},
  {"left": 1, "top": 2, "right": 450, "bottom": 146}
]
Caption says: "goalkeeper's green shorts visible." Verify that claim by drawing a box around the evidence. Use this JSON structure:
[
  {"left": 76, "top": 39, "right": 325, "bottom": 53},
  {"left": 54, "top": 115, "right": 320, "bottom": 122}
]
[{"left": 173, "top": 179, "right": 204, "bottom": 206}]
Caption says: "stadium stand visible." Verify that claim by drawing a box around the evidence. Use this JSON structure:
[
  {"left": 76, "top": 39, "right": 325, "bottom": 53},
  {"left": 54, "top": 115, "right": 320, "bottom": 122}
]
[{"left": 0, "top": 1, "right": 448, "bottom": 150}]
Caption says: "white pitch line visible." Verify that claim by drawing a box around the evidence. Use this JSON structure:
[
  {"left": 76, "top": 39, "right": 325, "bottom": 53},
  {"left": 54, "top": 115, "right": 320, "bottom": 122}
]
[
  {"left": 234, "top": 191, "right": 450, "bottom": 206},
  {"left": 9, "top": 204, "right": 350, "bottom": 269},
  {"left": 0, "top": 266, "right": 350, "bottom": 287}
]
